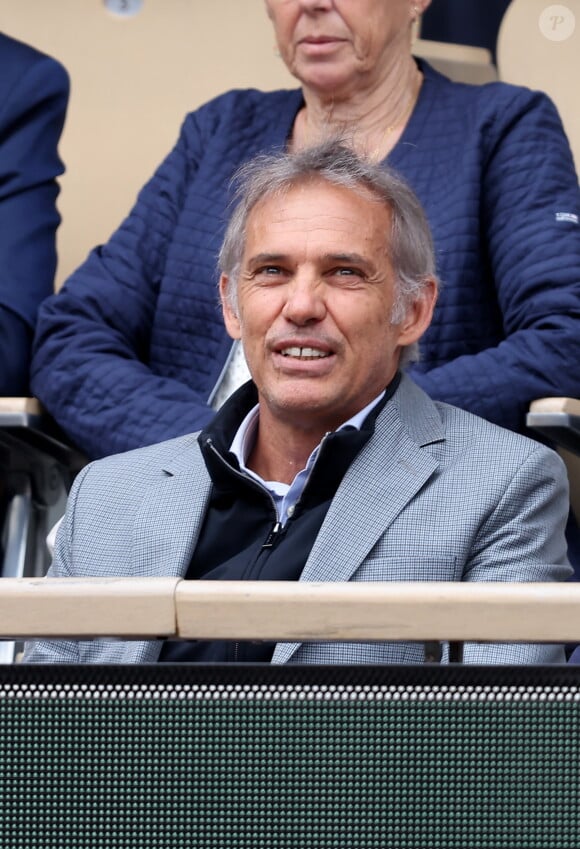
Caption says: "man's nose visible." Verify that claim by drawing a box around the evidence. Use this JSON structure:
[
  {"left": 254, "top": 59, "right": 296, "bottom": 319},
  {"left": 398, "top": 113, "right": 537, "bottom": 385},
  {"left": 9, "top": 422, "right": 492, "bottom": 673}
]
[
  {"left": 282, "top": 277, "right": 327, "bottom": 325},
  {"left": 297, "top": 0, "right": 334, "bottom": 13}
]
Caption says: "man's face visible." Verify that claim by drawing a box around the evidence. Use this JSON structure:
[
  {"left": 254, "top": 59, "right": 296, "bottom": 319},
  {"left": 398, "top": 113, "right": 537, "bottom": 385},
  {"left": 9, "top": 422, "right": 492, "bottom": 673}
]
[{"left": 221, "top": 179, "right": 434, "bottom": 435}]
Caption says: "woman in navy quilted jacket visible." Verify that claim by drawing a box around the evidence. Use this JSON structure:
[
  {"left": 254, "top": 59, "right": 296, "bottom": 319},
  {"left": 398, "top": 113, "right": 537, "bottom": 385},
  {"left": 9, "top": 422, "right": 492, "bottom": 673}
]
[{"left": 31, "top": 0, "right": 580, "bottom": 460}]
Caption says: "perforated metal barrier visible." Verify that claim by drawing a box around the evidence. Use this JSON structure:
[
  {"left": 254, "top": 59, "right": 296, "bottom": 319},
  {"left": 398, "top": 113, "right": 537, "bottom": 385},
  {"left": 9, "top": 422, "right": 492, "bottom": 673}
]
[{"left": 2, "top": 663, "right": 580, "bottom": 848}]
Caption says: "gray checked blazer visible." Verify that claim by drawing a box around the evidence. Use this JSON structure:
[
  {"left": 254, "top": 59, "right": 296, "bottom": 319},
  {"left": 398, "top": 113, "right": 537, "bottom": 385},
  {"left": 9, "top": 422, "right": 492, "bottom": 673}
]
[{"left": 24, "top": 376, "right": 572, "bottom": 665}]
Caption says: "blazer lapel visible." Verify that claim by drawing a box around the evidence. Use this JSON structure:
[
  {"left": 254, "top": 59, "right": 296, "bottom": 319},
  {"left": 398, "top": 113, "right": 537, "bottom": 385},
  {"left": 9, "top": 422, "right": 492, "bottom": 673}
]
[
  {"left": 272, "top": 376, "right": 445, "bottom": 664},
  {"left": 131, "top": 440, "right": 213, "bottom": 579}
]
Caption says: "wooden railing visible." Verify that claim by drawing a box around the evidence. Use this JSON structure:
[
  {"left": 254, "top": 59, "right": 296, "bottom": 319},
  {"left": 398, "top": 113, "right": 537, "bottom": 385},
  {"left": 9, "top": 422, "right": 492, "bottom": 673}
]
[{"left": 1, "top": 578, "right": 580, "bottom": 641}]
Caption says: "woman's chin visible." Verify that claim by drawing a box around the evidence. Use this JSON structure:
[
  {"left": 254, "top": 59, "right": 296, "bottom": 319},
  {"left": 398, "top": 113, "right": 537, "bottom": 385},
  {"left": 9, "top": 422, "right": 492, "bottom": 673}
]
[{"left": 293, "top": 63, "right": 359, "bottom": 99}]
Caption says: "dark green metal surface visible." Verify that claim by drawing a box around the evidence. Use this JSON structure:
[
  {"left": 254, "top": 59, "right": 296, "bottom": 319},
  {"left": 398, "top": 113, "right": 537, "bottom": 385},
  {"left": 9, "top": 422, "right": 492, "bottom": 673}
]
[{"left": 1, "top": 664, "right": 579, "bottom": 848}]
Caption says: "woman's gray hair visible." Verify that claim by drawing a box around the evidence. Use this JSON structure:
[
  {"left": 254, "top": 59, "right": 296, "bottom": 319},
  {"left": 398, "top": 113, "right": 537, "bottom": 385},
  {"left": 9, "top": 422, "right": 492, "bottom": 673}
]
[{"left": 218, "top": 140, "right": 438, "bottom": 363}]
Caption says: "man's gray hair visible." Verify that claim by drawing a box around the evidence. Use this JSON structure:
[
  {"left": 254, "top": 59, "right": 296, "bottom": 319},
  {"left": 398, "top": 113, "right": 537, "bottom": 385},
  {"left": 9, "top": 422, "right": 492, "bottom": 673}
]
[{"left": 218, "top": 140, "right": 438, "bottom": 362}]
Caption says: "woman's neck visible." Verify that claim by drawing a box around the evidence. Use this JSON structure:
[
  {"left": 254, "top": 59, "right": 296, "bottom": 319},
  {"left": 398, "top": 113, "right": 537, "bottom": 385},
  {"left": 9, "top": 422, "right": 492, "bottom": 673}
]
[{"left": 292, "top": 55, "right": 422, "bottom": 161}]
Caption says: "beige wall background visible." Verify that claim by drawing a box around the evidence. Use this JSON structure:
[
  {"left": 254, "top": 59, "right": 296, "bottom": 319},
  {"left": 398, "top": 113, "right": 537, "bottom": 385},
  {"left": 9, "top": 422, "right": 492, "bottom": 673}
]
[
  {"left": 497, "top": 0, "right": 580, "bottom": 180},
  {"left": 4, "top": 1, "right": 578, "bottom": 289},
  {"left": 1, "top": 0, "right": 296, "bottom": 286}
]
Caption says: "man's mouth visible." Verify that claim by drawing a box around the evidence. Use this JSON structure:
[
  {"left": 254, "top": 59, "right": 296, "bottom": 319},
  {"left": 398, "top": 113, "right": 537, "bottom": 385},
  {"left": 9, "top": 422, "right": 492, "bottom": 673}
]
[{"left": 280, "top": 347, "right": 331, "bottom": 360}]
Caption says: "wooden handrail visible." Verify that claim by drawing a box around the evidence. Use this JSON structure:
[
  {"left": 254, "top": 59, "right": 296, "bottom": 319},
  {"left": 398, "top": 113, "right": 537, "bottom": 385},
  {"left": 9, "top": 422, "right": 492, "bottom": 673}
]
[
  {"left": 529, "top": 396, "right": 580, "bottom": 415},
  {"left": 0, "top": 578, "right": 179, "bottom": 638},
  {"left": 1, "top": 579, "right": 580, "bottom": 641},
  {"left": 0, "top": 396, "right": 43, "bottom": 415}
]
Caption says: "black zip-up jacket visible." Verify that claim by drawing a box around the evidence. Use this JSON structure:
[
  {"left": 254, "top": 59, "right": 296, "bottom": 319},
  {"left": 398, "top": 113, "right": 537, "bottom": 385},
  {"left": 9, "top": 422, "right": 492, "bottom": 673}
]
[{"left": 159, "top": 378, "right": 398, "bottom": 663}]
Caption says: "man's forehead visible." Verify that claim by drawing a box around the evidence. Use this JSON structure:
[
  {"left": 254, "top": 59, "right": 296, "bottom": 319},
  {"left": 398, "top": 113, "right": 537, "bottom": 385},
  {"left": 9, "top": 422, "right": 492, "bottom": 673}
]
[
  {"left": 247, "top": 177, "right": 384, "bottom": 215},
  {"left": 243, "top": 180, "right": 391, "bottom": 250}
]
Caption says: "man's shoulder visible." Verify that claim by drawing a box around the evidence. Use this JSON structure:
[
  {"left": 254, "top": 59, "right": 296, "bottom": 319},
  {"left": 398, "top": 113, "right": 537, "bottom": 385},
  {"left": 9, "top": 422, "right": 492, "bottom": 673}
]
[
  {"left": 0, "top": 32, "right": 49, "bottom": 67},
  {"left": 0, "top": 32, "right": 68, "bottom": 90},
  {"left": 392, "top": 374, "right": 559, "bottom": 466},
  {"left": 436, "top": 399, "right": 547, "bottom": 455},
  {"left": 431, "top": 399, "right": 566, "bottom": 491}
]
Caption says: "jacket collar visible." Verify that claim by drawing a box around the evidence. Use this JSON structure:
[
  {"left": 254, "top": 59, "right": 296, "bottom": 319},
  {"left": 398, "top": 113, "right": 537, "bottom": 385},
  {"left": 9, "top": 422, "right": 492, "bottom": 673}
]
[{"left": 197, "top": 377, "right": 401, "bottom": 499}]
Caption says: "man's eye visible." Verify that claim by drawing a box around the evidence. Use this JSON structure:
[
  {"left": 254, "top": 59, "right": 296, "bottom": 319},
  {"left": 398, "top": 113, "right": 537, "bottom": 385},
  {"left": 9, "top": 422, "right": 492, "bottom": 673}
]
[
  {"left": 334, "top": 267, "right": 363, "bottom": 278},
  {"left": 252, "top": 266, "right": 286, "bottom": 279}
]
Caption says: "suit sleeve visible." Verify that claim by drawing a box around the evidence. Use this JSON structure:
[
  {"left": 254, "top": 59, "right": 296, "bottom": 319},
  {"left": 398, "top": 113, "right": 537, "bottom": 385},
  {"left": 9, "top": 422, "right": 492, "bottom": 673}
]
[
  {"left": 461, "top": 443, "right": 572, "bottom": 664},
  {"left": 30, "top": 110, "right": 218, "bottom": 459},
  {"left": 412, "top": 90, "right": 580, "bottom": 433},
  {"left": 21, "top": 463, "right": 93, "bottom": 663},
  {"left": 0, "top": 53, "right": 69, "bottom": 395}
]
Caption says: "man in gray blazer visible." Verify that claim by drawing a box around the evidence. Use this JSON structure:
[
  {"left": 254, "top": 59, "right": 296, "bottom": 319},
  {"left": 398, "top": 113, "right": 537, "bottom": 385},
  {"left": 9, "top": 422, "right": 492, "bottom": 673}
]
[{"left": 25, "top": 142, "right": 572, "bottom": 665}]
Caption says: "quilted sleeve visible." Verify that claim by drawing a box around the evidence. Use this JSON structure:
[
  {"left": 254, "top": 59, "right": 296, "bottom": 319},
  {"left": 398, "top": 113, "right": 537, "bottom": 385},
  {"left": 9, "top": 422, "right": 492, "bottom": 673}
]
[
  {"left": 30, "top": 108, "right": 219, "bottom": 459},
  {"left": 412, "top": 89, "right": 580, "bottom": 433}
]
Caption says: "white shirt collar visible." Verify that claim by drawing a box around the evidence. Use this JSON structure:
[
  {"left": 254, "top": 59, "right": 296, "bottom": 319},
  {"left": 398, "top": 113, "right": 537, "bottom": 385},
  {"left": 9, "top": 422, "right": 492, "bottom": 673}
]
[{"left": 230, "top": 391, "right": 386, "bottom": 473}]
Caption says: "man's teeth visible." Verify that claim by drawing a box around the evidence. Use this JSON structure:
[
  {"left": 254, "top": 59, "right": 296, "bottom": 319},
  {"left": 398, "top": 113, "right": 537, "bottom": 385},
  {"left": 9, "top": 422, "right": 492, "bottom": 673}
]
[{"left": 281, "top": 347, "right": 330, "bottom": 359}]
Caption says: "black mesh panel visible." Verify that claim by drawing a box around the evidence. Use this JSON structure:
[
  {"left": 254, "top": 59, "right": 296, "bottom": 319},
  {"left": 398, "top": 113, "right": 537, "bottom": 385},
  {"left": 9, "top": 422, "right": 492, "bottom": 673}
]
[{"left": 1, "top": 663, "right": 579, "bottom": 848}]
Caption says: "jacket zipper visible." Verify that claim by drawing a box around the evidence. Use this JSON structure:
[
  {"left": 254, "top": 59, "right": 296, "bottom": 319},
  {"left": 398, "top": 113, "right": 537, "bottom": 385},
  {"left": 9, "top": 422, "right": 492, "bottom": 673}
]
[
  {"left": 262, "top": 521, "right": 283, "bottom": 548},
  {"left": 205, "top": 436, "right": 282, "bottom": 663},
  {"left": 206, "top": 430, "right": 334, "bottom": 662},
  {"left": 205, "top": 431, "right": 330, "bottom": 663}
]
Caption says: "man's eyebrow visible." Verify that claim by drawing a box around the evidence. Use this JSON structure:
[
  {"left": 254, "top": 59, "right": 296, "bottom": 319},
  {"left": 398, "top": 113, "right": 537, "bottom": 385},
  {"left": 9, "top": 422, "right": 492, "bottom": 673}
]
[
  {"left": 244, "top": 252, "right": 377, "bottom": 270},
  {"left": 246, "top": 253, "right": 288, "bottom": 266},
  {"left": 323, "top": 252, "right": 371, "bottom": 266}
]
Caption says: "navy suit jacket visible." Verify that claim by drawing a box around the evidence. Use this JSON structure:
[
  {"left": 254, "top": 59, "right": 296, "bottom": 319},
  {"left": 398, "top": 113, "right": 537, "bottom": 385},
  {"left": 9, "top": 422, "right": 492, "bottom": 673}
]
[{"left": 0, "top": 32, "right": 68, "bottom": 394}]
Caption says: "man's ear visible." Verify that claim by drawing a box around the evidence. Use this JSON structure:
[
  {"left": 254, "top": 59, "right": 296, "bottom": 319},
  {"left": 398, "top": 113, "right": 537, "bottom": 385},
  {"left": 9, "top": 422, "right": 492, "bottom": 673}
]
[
  {"left": 219, "top": 274, "right": 242, "bottom": 340},
  {"left": 396, "top": 277, "right": 437, "bottom": 347}
]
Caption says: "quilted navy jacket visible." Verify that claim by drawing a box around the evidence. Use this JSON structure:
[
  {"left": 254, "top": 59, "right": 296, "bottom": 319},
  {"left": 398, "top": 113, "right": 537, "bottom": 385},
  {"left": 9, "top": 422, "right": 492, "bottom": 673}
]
[{"left": 31, "top": 61, "right": 580, "bottom": 459}]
